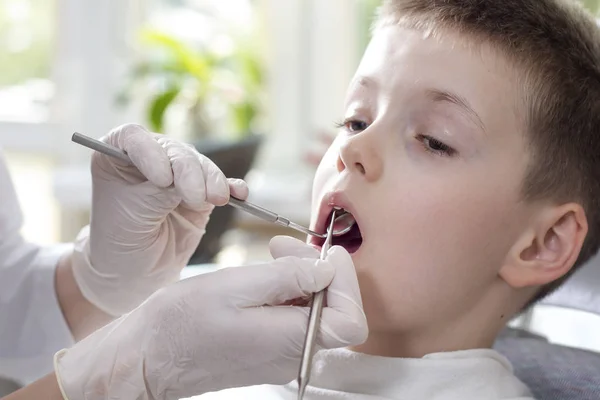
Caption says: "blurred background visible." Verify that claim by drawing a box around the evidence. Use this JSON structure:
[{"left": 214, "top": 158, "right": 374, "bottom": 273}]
[
  {"left": 0, "top": 0, "right": 380, "bottom": 265},
  {"left": 0, "top": 0, "right": 599, "bottom": 354}
]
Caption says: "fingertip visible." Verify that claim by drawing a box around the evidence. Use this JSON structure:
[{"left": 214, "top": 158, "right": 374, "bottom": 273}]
[
  {"left": 319, "top": 308, "right": 369, "bottom": 348},
  {"left": 327, "top": 245, "right": 353, "bottom": 263},
  {"left": 268, "top": 235, "right": 293, "bottom": 249},
  {"left": 312, "top": 258, "right": 335, "bottom": 287},
  {"left": 326, "top": 245, "right": 358, "bottom": 286},
  {"left": 228, "top": 178, "right": 249, "bottom": 200},
  {"left": 252, "top": 256, "right": 330, "bottom": 306},
  {"left": 292, "top": 257, "right": 334, "bottom": 294},
  {"left": 269, "top": 235, "right": 320, "bottom": 259},
  {"left": 269, "top": 235, "right": 306, "bottom": 247}
]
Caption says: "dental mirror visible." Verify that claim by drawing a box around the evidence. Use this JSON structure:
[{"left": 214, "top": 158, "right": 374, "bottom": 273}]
[{"left": 331, "top": 212, "right": 356, "bottom": 236}]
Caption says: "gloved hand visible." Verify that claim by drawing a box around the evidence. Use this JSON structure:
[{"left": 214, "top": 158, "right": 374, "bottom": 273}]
[
  {"left": 54, "top": 236, "right": 368, "bottom": 400},
  {"left": 70, "top": 123, "right": 248, "bottom": 316}
]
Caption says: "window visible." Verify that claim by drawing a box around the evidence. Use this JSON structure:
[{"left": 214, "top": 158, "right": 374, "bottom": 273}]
[
  {"left": 0, "top": 0, "right": 55, "bottom": 122},
  {"left": 0, "top": 0, "right": 58, "bottom": 244},
  {"left": 0, "top": 1, "right": 140, "bottom": 243}
]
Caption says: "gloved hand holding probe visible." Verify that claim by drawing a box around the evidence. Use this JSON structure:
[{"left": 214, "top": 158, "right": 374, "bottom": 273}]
[
  {"left": 71, "top": 123, "right": 249, "bottom": 316},
  {"left": 53, "top": 236, "right": 367, "bottom": 400}
]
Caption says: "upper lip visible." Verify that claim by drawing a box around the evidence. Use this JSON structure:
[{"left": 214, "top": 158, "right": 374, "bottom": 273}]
[{"left": 309, "top": 191, "right": 360, "bottom": 245}]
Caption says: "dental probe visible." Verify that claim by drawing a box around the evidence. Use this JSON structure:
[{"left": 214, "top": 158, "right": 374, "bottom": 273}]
[
  {"left": 297, "top": 209, "right": 337, "bottom": 400},
  {"left": 71, "top": 132, "right": 354, "bottom": 239}
]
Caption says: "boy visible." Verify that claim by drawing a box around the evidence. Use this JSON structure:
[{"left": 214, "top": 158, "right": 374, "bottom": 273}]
[{"left": 195, "top": 0, "right": 600, "bottom": 398}]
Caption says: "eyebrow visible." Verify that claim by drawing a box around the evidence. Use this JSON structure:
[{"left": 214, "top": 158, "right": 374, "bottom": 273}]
[{"left": 425, "top": 88, "right": 486, "bottom": 134}]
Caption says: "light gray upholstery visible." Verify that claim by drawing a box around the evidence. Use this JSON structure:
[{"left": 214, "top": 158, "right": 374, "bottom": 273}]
[
  {"left": 494, "top": 328, "right": 600, "bottom": 400},
  {"left": 493, "top": 252, "right": 600, "bottom": 400},
  {"left": 0, "top": 378, "right": 20, "bottom": 397},
  {"left": 542, "top": 252, "right": 600, "bottom": 315}
]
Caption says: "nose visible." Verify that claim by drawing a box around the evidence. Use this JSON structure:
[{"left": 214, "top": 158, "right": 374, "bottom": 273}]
[{"left": 336, "top": 130, "right": 383, "bottom": 181}]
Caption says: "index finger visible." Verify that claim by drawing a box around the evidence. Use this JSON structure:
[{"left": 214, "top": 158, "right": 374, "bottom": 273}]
[{"left": 102, "top": 124, "right": 173, "bottom": 188}]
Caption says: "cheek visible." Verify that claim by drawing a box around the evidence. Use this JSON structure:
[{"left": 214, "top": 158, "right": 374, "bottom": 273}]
[{"left": 355, "top": 172, "right": 523, "bottom": 329}]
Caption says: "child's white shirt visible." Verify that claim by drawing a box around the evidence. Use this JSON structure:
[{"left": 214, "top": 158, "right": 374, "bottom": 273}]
[{"left": 188, "top": 348, "right": 534, "bottom": 400}]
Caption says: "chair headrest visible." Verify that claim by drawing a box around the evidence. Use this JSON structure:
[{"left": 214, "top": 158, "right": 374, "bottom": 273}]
[
  {"left": 541, "top": 252, "right": 600, "bottom": 316},
  {"left": 494, "top": 328, "right": 600, "bottom": 400}
]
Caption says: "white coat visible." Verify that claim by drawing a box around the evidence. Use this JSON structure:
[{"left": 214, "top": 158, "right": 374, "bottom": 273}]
[{"left": 0, "top": 151, "right": 73, "bottom": 385}]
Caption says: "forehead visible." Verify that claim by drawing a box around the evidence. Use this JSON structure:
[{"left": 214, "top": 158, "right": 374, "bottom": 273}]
[{"left": 349, "top": 26, "right": 523, "bottom": 132}]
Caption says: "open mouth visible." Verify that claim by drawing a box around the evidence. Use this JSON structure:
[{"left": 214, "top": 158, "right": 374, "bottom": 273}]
[{"left": 316, "top": 208, "right": 363, "bottom": 254}]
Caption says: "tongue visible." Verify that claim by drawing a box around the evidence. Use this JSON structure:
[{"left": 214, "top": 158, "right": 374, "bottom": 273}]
[{"left": 331, "top": 221, "right": 362, "bottom": 254}]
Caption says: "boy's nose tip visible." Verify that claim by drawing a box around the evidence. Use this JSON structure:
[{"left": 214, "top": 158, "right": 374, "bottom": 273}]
[{"left": 336, "top": 132, "right": 384, "bottom": 181}]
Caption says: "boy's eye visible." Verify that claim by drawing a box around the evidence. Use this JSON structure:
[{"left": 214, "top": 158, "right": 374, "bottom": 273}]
[
  {"left": 416, "top": 134, "right": 457, "bottom": 157},
  {"left": 337, "top": 119, "right": 369, "bottom": 133}
]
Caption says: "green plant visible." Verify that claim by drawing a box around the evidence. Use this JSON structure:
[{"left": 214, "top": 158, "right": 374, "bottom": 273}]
[
  {"left": 356, "top": 0, "right": 382, "bottom": 55},
  {"left": 581, "top": 0, "right": 600, "bottom": 14},
  {"left": 119, "top": 27, "right": 264, "bottom": 140}
]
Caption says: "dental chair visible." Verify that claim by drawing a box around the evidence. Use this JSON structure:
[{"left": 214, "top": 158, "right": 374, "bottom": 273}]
[{"left": 493, "top": 252, "right": 600, "bottom": 400}]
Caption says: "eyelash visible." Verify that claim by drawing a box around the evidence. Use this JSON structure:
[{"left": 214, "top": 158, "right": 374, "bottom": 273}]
[
  {"left": 335, "top": 119, "right": 368, "bottom": 133},
  {"left": 416, "top": 134, "right": 457, "bottom": 157},
  {"left": 334, "top": 119, "right": 457, "bottom": 157}
]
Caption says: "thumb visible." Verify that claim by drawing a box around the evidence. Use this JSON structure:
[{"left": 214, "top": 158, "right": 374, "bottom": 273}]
[
  {"left": 269, "top": 235, "right": 320, "bottom": 259},
  {"left": 235, "top": 256, "right": 334, "bottom": 307},
  {"left": 319, "top": 246, "right": 368, "bottom": 348}
]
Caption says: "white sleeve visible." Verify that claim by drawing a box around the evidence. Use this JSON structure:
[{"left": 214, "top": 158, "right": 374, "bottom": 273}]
[{"left": 0, "top": 151, "right": 74, "bottom": 385}]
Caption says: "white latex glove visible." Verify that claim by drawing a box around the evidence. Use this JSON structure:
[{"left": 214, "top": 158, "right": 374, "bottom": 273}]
[
  {"left": 54, "top": 236, "right": 368, "bottom": 400},
  {"left": 71, "top": 123, "right": 249, "bottom": 316}
]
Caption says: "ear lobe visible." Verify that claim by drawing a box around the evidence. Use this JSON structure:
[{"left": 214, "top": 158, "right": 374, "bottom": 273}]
[{"left": 500, "top": 205, "right": 588, "bottom": 288}]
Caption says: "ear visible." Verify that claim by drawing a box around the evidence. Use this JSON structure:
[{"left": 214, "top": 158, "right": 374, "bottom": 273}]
[{"left": 499, "top": 203, "right": 588, "bottom": 288}]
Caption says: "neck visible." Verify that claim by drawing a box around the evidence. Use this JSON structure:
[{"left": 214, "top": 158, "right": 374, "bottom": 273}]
[
  {"left": 351, "top": 280, "right": 527, "bottom": 358},
  {"left": 350, "top": 323, "right": 497, "bottom": 357}
]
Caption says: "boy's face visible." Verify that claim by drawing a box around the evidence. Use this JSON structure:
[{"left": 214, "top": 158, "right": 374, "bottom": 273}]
[{"left": 310, "top": 26, "right": 536, "bottom": 346}]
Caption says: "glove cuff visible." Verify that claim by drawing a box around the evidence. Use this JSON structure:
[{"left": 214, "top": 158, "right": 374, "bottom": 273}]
[
  {"left": 53, "top": 349, "right": 70, "bottom": 400},
  {"left": 53, "top": 316, "right": 151, "bottom": 400},
  {"left": 70, "top": 226, "right": 142, "bottom": 317}
]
